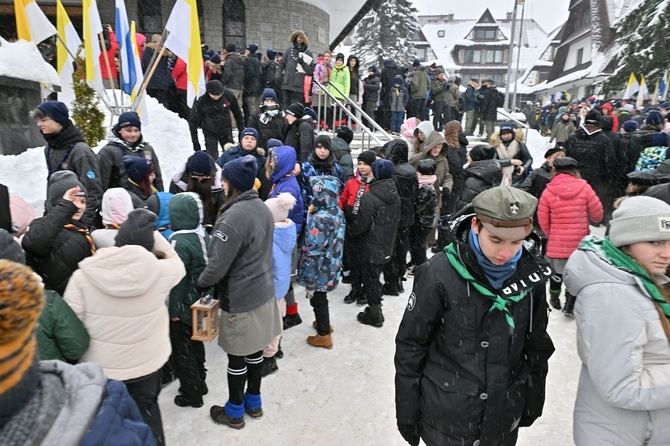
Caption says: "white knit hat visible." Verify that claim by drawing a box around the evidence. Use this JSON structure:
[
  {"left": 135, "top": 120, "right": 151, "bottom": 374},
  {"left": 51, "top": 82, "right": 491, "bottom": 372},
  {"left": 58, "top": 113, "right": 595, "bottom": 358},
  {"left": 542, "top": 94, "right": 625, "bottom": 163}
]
[
  {"left": 609, "top": 196, "right": 670, "bottom": 247},
  {"left": 265, "top": 193, "right": 296, "bottom": 222}
]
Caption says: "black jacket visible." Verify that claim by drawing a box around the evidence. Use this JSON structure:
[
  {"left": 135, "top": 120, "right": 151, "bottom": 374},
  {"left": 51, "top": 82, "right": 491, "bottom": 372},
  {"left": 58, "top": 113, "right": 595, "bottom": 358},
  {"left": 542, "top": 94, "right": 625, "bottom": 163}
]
[
  {"left": 244, "top": 54, "right": 264, "bottom": 96},
  {"left": 0, "top": 183, "right": 10, "bottom": 232},
  {"left": 22, "top": 200, "right": 93, "bottom": 295},
  {"left": 330, "top": 137, "right": 354, "bottom": 180},
  {"left": 189, "top": 88, "right": 244, "bottom": 148},
  {"left": 628, "top": 128, "right": 658, "bottom": 173},
  {"left": 643, "top": 182, "right": 670, "bottom": 205},
  {"left": 565, "top": 126, "right": 617, "bottom": 200},
  {"left": 381, "top": 61, "right": 400, "bottom": 107},
  {"left": 445, "top": 140, "right": 468, "bottom": 213},
  {"left": 395, "top": 215, "right": 554, "bottom": 446},
  {"left": 284, "top": 116, "right": 315, "bottom": 162},
  {"left": 349, "top": 178, "right": 401, "bottom": 264},
  {"left": 97, "top": 137, "right": 164, "bottom": 192},
  {"left": 518, "top": 162, "right": 552, "bottom": 200},
  {"left": 478, "top": 85, "right": 498, "bottom": 121},
  {"left": 43, "top": 123, "right": 103, "bottom": 228},
  {"left": 247, "top": 105, "right": 288, "bottom": 149},
  {"left": 386, "top": 140, "right": 418, "bottom": 227},
  {"left": 455, "top": 160, "right": 503, "bottom": 212},
  {"left": 263, "top": 60, "right": 281, "bottom": 95},
  {"left": 415, "top": 185, "right": 437, "bottom": 228},
  {"left": 221, "top": 52, "right": 245, "bottom": 90},
  {"left": 363, "top": 73, "right": 381, "bottom": 104}
]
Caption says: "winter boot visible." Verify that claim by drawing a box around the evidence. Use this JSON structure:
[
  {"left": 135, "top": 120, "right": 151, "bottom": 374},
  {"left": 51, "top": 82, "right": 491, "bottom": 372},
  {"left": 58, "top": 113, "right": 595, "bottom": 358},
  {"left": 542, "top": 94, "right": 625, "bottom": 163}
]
[
  {"left": 562, "top": 293, "right": 576, "bottom": 317},
  {"left": 356, "top": 293, "right": 368, "bottom": 307},
  {"left": 312, "top": 320, "right": 334, "bottom": 334},
  {"left": 283, "top": 304, "right": 302, "bottom": 329},
  {"left": 243, "top": 392, "right": 263, "bottom": 419},
  {"left": 261, "top": 356, "right": 278, "bottom": 377},
  {"left": 382, "top": 282, "right": 401, "bottom": 296},
  {"left": 307, "top": 333, "right": 333, "bottom": 349},
  {"left": 344, "top": 287, "right": 362, "bottom": 304},
  {"left": 210, "top": 401, "right": 245, "bottom": 429},
  {"left": 548, "top": 291, "right": 562, "bottom": 310},
  {"left": 174, "top": 394, "right": 204, "bottom": 408},
  {"left": 357, "top": 305, "right": 384, "bottom": 328}
]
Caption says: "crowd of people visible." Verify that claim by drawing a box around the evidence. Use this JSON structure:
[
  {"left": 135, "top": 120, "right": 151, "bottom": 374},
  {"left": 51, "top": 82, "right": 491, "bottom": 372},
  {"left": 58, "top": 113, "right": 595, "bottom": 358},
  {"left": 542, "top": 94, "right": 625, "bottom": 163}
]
[{"left": 4, "top": 27, "right": 670, "bottom": 446}]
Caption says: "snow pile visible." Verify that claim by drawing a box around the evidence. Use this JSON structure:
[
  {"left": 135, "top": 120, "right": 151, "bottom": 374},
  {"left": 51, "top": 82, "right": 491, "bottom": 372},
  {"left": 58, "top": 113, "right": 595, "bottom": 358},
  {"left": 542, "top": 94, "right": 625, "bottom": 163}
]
[{"left": 0, "top": 38, "right": 60, "bottom": 85}]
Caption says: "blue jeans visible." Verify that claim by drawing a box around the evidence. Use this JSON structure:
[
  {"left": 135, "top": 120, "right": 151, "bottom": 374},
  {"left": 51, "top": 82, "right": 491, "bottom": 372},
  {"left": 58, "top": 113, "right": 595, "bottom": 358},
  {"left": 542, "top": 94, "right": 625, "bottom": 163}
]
[{"left": 391, "top": 111, "right": 404, "bottom": 133}]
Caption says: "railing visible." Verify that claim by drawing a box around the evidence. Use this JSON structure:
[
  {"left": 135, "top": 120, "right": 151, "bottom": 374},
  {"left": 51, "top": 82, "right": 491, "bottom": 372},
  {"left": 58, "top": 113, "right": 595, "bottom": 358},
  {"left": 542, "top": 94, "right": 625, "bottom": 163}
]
[
  {"left": 311, "top": 78, "right": 393, "bottom": 150},
  {"left": 498, "top": 107, "right": 530, "bottom": 139}
]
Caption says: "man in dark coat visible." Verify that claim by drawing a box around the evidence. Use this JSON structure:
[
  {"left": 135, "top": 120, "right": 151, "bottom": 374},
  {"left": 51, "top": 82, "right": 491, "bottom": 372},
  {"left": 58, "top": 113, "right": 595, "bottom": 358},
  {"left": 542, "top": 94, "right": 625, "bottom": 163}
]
[
  {"left": 380, "top": 59, "right": 400, "bottom": 130},
  {"left": 263, "top": 49, "right": 281, "bottom": 99},
  {"left": 381, "top": 140, "right": 418, "bottom": 296},
  {"left": 395, "top": 186, "right": 554, "bottom": 446},
  {"left": 565, "top": 109, "right": 618, "bottom": 223},
  {"left": 142, "top": 34, "right": 175, "bottom": 110},
  {"left": 244, "top": 43, "right": 264, "bottom": 121},
  {"left": 478, "top": 79, "right": 499, "bottom": 140},
  {"left": 221, "top": 44, "right": 246, "bottom": 128},
  {"left": 189, "top": 80, "right": 244, "bottom": 160},
  {"left": 363, "top": 66, "right": 381, "bottom": 128},
  {"left": 350, "top": 159, "right": 401, "bottom": 327},
  {"left": 276, "top": 30, "right": 315, "bottom": 106},
  {"left": 463, "top": 78, "right": 481, "bottom": 135}
]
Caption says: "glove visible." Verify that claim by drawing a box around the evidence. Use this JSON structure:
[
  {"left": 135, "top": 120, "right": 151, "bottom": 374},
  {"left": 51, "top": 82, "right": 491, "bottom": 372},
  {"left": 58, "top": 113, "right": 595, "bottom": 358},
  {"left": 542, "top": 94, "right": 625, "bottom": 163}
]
[
  {"left": 397, "top": 423, "right": 420, "bottom": 446},
  {"left": 195, "top": 285, "right": 208, "bottom": 297}
]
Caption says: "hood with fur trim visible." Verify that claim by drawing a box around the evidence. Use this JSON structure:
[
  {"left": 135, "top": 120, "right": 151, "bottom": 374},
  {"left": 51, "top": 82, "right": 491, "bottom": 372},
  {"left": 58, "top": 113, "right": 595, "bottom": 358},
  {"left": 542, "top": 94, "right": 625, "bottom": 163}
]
[
  {"left": 289, "top": 30, "right": 309, "bottom": 49},
  {"left": 489, "top": 128, "right": 526, "bottom": 146}
]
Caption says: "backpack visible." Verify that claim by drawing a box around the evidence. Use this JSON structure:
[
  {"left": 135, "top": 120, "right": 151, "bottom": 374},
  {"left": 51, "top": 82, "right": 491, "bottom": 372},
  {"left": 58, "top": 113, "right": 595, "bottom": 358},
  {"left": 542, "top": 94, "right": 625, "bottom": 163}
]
[{"left": 495, "top": 90, "right": 505, "bottom": 107}]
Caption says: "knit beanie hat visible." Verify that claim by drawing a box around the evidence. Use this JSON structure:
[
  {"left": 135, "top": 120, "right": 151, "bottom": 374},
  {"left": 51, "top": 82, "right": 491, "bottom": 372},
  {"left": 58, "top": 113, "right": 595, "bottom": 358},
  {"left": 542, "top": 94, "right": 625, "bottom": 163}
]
[
  {"left": 646, "top": 110, "right": 664, "bottom": 126},
  {"left": 413, "top": 59, "right": 420, "bottom": 67},
  {"left": 261, "top": 88, "right": 278, "bottom": 103},
  {"left": 115, "top": 208, "right": 157, "bottom": 251},
  {"left": 372, "top": 159, "right": 394, "bottom": 180},
  {"left": 304, "top": 107, "right": 317, "bottom": 121},
  {"left": 209, "top": 53, "right": 221, "bottom": 65},
  {"left": 266, "top": 49, "right": 277, "bottom": 60},
  {"left": 622, "top": 120, "right": 638, "bottom": 133},
  {"left": 267, "top": 138, "right": 283, "bottom": 149},
  {"left": 247, "top": 43, "right": 258, "bottom": 54},
  {"left": 0, "top": 229, "right": 24, "bottom": 264},
  {"left": 368, "top": 65, "right": 377, "bottom": 73},
  {"left": 265, "top": 192, "right": 297, "bottom": 222},
  {"left": 335, "top": 53, "right": 345, "bottom": 62},
  {"left": 225, "top": 43, "right": 237, "bottom": 53},
  {"left": 584, "top": 109, "right": 602, "bottom": 126},
  {"left": 46, "top": 170, "right": 85, "bottom": 210},
  {"left": 358, "top": 150, "right": 377, "bottom": 166},
  {"left": 609, "top": 196, "right": 670, "bottom": 247},
  {"left": 36, "top": 100, "right": 70, "bottom": 126},
  {"left": 123, "top": 155, "right": 153, "bottom": 182},
  {"left": 0, "top": 260, "right": 44, "bottom": 426},
  {"left": 653, "top": 131, "right": 669, "bottom": 147},
  {"left": 315, "top": 135, "right": 332, "bottom": 151},
  {"left": 286, "top": 102, "right": 304, "bottom": 118},
  {"left": 187, "top": 151, "right": 214, "bottom": 176},
  {"left": 206, "top": 80, "right": 224, "bottom": 95},
  {"left": 222, "top": 154, "right": 258, "bottom": 192},
  {"left": 114, "top": 111, "right": 142, "bottom": 133},
  {"left": 240, "top": 127, "right": 259, "bottom": 141}
]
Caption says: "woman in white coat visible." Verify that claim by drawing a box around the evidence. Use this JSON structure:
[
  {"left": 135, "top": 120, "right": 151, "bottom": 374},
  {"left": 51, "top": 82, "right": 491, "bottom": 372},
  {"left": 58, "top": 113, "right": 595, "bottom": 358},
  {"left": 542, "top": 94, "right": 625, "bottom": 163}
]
[{"left": 564, "top": 196, "right": 670, "bottom": 446}]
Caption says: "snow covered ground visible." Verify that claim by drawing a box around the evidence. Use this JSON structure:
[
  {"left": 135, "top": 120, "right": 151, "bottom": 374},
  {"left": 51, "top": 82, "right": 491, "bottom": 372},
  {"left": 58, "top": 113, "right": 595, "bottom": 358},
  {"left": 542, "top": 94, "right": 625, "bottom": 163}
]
[{"left": 2, "top": 98, "right": 580, "bottom": 445}]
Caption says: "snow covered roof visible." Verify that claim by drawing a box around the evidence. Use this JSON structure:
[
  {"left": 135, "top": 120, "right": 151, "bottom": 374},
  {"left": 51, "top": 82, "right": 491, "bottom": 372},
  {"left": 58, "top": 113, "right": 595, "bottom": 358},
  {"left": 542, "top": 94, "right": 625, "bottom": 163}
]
[{"left": 0, "top": 38, "right": 59, "bottom": 86}]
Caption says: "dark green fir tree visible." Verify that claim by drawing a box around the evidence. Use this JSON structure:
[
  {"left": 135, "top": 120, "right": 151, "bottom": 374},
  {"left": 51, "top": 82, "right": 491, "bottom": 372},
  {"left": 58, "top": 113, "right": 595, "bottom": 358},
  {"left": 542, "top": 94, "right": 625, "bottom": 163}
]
[
  {"left": 71, "top": 46, "right": 105, "bottom": 147},
  {"left": 352, "top": 0, "right": 419, "bottom": 68}
]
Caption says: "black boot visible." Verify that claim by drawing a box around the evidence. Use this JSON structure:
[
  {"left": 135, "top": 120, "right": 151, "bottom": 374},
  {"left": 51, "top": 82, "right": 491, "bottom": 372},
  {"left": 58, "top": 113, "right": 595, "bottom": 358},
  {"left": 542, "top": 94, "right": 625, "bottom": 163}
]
[
  {"left": 548, "top": 291, "right": 562, "bottom": 310},
  {"left": 357, "top": 305, "right": 384, "bottom": 328},
  {"left": 261, "top": 356, "right": 278, "bottom": 377},
  {"left": 344, "top": 287, "right": 362, "bottom": 304},
  {"left": 562, "top": 293, "right": 576, "bottom": 317}
]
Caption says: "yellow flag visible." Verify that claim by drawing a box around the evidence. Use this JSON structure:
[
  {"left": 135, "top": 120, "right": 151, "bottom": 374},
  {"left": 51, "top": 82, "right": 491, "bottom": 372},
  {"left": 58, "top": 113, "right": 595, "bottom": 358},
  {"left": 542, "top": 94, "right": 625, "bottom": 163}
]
[
  {"left": 82, "top": 0, "right": 104, "bottom": 96},
  {"left": 14, "top": 0, "right": 57, "bottom": 43}
]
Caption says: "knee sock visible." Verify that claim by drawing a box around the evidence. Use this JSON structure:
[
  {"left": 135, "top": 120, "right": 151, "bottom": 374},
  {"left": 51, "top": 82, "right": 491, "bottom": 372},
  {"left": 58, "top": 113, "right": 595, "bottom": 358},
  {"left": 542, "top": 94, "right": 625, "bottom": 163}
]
[{"left": 245, "top": 350, "right": 264, "bottom": 396}]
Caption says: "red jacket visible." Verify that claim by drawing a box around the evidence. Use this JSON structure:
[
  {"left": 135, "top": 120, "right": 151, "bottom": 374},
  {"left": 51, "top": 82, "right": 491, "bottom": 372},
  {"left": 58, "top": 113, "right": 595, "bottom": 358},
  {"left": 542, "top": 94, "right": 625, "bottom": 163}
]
[
  {"left": 600, "top": 102, "right": 619, "bottom": 132},
  {"left": 339, "top": 171, "right": 370, "bottom": 211},
  {"left": 538, "top": 173, "right": 603, "bottom": 258},
  {"left": 100, "top": 31, "right": 118, "bottom": 80},
  {"left": 172, "top": 57, "right": 187, "bottom": 91}
]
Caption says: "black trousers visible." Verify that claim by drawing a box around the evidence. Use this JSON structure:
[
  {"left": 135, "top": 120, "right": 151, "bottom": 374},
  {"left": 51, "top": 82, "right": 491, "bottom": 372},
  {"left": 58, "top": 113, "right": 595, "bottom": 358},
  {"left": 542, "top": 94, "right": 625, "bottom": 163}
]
[
  {"left": 309, "top": 291, "right": 330, "bottom": 335},
  {"left": 227, "top": 350, "right": 264, "bottom": 406},
  {"left": 433, "top": 100, "right": 452, "bottom": 131},
  {"left": 412, "top": 98, "right": 426, "bottom": 121},
  {"left": 124, "top": 370, "right": 164, "bottom": 445},
  {"left": 383, "top": 226, "right": 410, "bottom": 288},
  {"left": 169, "top": 320, "right": 206, "bottom": 402},
  {"left": 203, "top": 133, "right": 230, "bottom": 160},
  {"left": 282, "top": 89, "right": 304, "bottom": 107},
  {"left": 409, "top": 224, "right": 431, "bottom": 266},
  {"left": 361, "top": 262, "right": 383, "bottom": 307}
]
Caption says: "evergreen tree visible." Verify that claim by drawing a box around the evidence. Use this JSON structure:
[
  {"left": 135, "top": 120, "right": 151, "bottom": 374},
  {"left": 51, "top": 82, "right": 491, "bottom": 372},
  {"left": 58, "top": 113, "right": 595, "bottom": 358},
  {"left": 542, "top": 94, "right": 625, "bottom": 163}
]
[
  {"left": 71, "top": 46, "right": 105, "bottom": 147},
  {"left": 352, "top": 0, "right": 419, "bottom": 68},
  {"left": 602, "top": 0, "right": 670, "bottom": 96}
]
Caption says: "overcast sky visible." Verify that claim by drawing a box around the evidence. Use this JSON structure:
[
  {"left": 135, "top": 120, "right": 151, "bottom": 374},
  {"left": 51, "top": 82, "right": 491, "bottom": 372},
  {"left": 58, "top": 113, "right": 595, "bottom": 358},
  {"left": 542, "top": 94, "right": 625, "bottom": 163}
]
[{"left": 411, "top": 0, "right": 571, "bottom": 34}]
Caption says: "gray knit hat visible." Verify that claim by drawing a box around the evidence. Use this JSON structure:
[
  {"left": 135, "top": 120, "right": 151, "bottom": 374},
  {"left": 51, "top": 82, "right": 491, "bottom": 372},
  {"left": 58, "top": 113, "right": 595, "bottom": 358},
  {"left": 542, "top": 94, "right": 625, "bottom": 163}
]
[{"left": 609, "top": 196, "right": 670, "bottom": 247}]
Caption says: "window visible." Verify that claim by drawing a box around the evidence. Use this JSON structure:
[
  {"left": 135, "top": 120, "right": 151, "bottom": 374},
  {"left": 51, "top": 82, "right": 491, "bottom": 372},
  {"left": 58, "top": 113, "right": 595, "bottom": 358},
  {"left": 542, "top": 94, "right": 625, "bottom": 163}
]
[
  {"left": 475, "top": 29, "right": 496, "bottom": 40},
  {"left": 438, "top": 30, "right": 445, "bottom": 38},
  {"left": 485, "top": 50, "right": 504, "bottom": 64},
  {"left": 464, "top": 50, "right": 482, "bottom": 64},
  {"left": 576, "top": 48, "right": 584, "bottom": 65},
  {"left": 415, "top": 48, "right": 426, "bottom": 61}
]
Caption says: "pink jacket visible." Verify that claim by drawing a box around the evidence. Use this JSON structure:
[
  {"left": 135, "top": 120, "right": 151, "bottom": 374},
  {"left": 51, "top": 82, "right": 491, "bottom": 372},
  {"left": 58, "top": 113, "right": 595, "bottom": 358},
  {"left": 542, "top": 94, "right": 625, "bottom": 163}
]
[{"left": 538, "top": 173, "right": 603, "bottom": 258}]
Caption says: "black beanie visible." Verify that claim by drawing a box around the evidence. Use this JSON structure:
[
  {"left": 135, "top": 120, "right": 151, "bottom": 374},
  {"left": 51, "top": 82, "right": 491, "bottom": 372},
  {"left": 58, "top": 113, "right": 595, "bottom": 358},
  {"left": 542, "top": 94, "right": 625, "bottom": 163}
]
[
  {"left": 115, "top": 209, "right": 156, "bottom": 251},
  {"left": 206, "top": 80, "right": 224, "bottom": 95},
  {"left": 315, "top": 135, "right": 332, "bottom": 151},
  {"left": 123, "top": 155, "right": 153, "bottom": 183},
  {"left": 286, "top": 102, "right": 304, "bottom": 118},
  {"left": 358, "top": 150, "right": 377, "bottom": 166},
  {"left": 36, "top": 101, "right": 70, "bottom": 126},
  {"left": 584, "top": 109, "right": 602, "bottom": 126}
]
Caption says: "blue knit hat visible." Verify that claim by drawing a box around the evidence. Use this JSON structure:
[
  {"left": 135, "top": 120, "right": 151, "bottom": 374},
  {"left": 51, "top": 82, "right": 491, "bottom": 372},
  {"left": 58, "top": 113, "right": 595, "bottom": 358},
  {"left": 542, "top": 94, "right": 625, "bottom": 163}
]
[
  {"left": 261, "top": 88, "right": 278, "bottom": 103},
  {"left": 222, "top": 155, "right": 258, "bottom": 192},
  {"left": 36, "top": 101, "right": 70, "bottom": 126},
  {"left": 646, "top": 110, "right": 664, "bottom": 126},
  {"left": 500, "top": 122, "right": 516, "bottom": 133},
  {"left": 266, "top": 49, "right": 277, "bottom": 60},
  {"left": 114, "top": 111, "right": 142, "bottom": 133},
  {"left": 247, "top": 43, "right": 258, "bottom": 54},
  {"left": 371, "top": 159, "right": 394, "bottom": 180},
  {"left": 368, "top": 65, "right": 377, "bottom": 73},
  {"left": 304, "top": 107, "right": 317, "bottom": 121},
  {"left": 267, "top": 138, "right": 283, "bottom": 149},
  {"left": 187, "top": 151, "right": 214, "bottom": 176},
  {"left": 123, "top": 155, "right": 153, "bottom": 182},
  {"left": 240, "top": 127, "right": 258, "bottom": 141},
  {"left": 653, "top": 132, "right": 669, "bottom": 147},
  {"left": 622, "top": 120, "right": 638, "bottom": 133}
]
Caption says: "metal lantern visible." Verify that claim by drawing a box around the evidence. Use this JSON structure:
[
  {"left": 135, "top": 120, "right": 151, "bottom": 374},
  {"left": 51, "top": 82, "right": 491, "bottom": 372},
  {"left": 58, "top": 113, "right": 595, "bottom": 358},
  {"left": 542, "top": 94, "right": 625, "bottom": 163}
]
[{"left": 191, "top": 295, "right": 220, "bottom": 342}]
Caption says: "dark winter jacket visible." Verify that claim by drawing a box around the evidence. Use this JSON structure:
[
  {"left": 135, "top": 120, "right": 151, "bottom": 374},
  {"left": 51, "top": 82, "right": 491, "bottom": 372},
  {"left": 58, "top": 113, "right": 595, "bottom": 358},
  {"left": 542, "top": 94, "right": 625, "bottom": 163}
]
[
  {"left": 519, "top": 162, "right": 552, "bottom": 200},
  {"left": 455, "top": 160, "right": 503, "bottom": 212},
  {"left": 189, "top": 88, "right": 244, "bottom": 148},
  {"left": 430, "top": 77, "right": 450, "bottom": 102},
  {"left": 244, "top": 54, "right": 264, "bottom": 96},
  {"left": 216, "top": 145, "right": 266, "bottom": 172},
  {"left": 36, "top": 290, "right": 90, "bottom": 362},
  {"left": 386, "top": 140, "right": 418, "bottom": 227},
  {"left": 410, "top": 66, "right": 428, "bottom": 100},
  {"left": 247, "top": 105, "right": 287, "bottom": 149},
  {"left": 284, "top": 116, "right": 315, "bottom": 162},
  {"left": 395, "top": 215, "right": 554, "bottom": 446},
  {"left": 445, "top": 140, "right": 468, "bottom": 212},
  {"left": 363, "top": 73, "right": 381, "bottom": 105},
  {"left": 197, "top": 189, "right": 275, "bottom": 313},
  {"left": 97, "top": 136, "right": 164, "bottom": 192},
  {"left": 330, "top": 136, "right": 354, "bottom": 179},
  {"left": 565, "top": 126, "right": 617, "bottom": 203},
  {"left": 221, "top": 52, "right": 245, "bottom": 91},
  {"left": 263, "top": 60, "right": 281, "bottom": 94},
  {"left": 415, "top": 184, "right": 437, "bottom": 228},
  {"left": 389, "top": 77, "right": 409, "bottom": 112},
  {"left": 269, "top": 145, "right": 305, "bottom": 233},
  {"left": 141, "top": 44, "right": 173, "bottom": 89},
  {"left": 276, "top": 30, "right": 315, "bottom": 93},
  {"left": 300, "top": 152, "right": 345, "bottom": 210},
  {"left": 298, "top": 176, "right": 345, "bottom": 292},
  {"left": 124, "top": 181, "right": 159, "bottom": 215},
  {"left": 642, "top": 182, "right": 670, "bottom": 204},
  {"left": 349, "top": 177, "right": 401, "bottom": 264},
  {"left": 381, "top": 60, "right": 401, "bottom": 108},
  {"left": 463, "top": 84, "right": 480, "bottom": 112},
  {"left": 22, "top": 199, "right": 93, "bottom": 295},
  {"left": 628, "top": 128, "right": 659, "bottom": 173},
  {"left": 42, "top": 123, "right": 103, "bottom": 227},
  {"left": 478, "top": 84, "right": 499, "bottom": 121},
  {"left": 169, "top": 193, "right": 211, "bottom": 326}
]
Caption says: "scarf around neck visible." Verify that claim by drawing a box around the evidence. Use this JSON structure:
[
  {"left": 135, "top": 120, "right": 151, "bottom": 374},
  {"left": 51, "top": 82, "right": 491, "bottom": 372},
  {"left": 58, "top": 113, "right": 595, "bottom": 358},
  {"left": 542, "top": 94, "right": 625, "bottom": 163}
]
[
  {"left": 417, "top": 173, "right": 437, "bottom": 189},
  {"left": 469, "top": 229, "right": 522, "bottom": 289}
]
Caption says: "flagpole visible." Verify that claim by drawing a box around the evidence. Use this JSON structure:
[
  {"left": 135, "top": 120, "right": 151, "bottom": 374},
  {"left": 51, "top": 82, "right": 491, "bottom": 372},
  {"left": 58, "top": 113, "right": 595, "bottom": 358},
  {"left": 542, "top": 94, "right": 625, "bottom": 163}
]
[
  {"left": 131, "top": 44, "right": 167, "bottom": 110},
  {"left": 98, "top": 31, "right": 119, "bottom": 110},
  {"left": 131, "top": 28, "right": 168, "bottom": 110}
]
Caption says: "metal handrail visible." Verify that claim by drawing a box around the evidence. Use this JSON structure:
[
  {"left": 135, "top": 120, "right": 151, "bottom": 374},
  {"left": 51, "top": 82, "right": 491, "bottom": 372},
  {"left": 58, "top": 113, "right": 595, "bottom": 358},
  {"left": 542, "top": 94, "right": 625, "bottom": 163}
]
[
  {"left": 498, "top": 107, "right": 530, "bottom": 139},
  {"left": 312, "top": 78, "right": 393, "bottom": 148}
]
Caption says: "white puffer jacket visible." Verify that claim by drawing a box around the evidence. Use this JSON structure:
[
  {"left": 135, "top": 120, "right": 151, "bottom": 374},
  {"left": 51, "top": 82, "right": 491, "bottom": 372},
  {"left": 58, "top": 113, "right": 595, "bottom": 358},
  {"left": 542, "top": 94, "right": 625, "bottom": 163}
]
[
  {"left": 564, "top": 248, "right": 670, "bottom": 446},
  {"left": 64, "top": 233, "right": 185, "bottom": 380}
]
